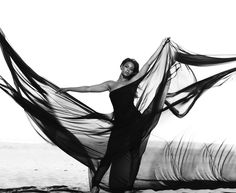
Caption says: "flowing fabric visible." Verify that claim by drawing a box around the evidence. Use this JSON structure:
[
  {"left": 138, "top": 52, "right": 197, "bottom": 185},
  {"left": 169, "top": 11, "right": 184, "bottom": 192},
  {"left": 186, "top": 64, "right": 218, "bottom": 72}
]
[{"left": 1, "top": 30, "right": 236, "bottom": 191}]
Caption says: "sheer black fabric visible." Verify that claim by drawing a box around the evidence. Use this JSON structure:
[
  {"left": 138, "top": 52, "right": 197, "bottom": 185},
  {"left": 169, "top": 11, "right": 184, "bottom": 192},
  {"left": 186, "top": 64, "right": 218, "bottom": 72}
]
[{"left": 1, "top": 30, "right": 236, "bottom": 191}]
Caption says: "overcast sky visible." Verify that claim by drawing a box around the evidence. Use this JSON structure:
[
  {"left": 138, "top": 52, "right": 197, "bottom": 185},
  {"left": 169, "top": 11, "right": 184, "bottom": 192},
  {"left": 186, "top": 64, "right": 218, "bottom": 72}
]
[{"left": 0, "top": 0, "right": 236, "bottom": 143}]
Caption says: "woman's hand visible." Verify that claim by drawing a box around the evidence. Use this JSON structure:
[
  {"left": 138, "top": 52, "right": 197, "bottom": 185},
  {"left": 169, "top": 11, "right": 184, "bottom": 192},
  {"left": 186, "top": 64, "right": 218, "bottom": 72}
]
[{"left": 56, "top": 88, "right": 68, "bottom": 94}]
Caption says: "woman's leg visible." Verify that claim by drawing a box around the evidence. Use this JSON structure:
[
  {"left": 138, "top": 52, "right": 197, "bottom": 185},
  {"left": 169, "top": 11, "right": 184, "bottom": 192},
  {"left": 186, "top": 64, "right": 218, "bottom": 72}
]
[
  {"left": 92, "top": 129, "right": 119, "bottom": 187},
  {"left": 109, "top": 151, "right": 132, "bottom": 192},
  {"left": 92, "top": 153, "right": 112, "bottom": 187},
  {"left": 92, "top": 129, "right": 132, "bottom": 191},
  {"left": 127, "top": 148, "right": 141, "bottom": 189},
  {"left": 108, "top": 148, "right": 141, "bottom": 192}
]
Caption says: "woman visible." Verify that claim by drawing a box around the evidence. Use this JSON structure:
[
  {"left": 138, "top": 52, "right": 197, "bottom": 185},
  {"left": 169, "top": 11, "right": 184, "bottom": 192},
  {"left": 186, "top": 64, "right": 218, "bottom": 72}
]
[
  {"left": 2, "top": 30, "right": 236, "bottom": 192},
  {"left": 57, "top": 45, "right": 163, "bottom": 192}
]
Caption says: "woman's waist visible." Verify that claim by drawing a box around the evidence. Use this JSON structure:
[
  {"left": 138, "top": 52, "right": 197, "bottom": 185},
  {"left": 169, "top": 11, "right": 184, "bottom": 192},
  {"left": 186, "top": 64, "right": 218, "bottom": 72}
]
[{"left": 114, "top": 109, "right": 141, "bottom": 124}]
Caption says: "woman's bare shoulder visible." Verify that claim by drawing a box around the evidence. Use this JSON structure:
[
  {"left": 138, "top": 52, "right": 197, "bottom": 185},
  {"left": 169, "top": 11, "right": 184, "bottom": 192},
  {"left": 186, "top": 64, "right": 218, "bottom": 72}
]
[
  {"left": 108, "top": 80, "right": 133, "bottom": 92},
  {"left": 106, "top": 80, "right": 116, "bottom": 85},
  {"left": 106, "top": 80, "right": 116, "bottom": 90}
]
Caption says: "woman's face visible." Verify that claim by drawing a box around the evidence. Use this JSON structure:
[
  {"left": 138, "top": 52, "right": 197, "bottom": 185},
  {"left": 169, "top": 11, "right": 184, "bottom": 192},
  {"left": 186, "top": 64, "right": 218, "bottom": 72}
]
[{"left": 121, "top": 62, "right": 135, "bottom": 78}]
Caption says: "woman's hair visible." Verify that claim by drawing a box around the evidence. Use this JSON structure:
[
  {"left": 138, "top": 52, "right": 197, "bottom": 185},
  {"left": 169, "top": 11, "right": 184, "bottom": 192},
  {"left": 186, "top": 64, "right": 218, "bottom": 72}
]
[{"left": 120, "top": 58, "right": 139, "bottom": 79}]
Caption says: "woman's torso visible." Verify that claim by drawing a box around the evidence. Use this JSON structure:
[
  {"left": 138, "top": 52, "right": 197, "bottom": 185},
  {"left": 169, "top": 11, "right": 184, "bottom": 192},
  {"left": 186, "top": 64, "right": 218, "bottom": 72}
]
[{"left": 109, "top": 81, "right": 141, "bottom": 128}]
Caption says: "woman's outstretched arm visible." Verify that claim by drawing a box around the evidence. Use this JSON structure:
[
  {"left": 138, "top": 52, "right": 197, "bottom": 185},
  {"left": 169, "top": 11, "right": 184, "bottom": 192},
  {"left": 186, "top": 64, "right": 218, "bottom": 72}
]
[
  {"left": 57, "top": 80, "right": 114, "bottom": 93},
  {"left": 132, "top": 37, "right": 170, "bottom": 81}
]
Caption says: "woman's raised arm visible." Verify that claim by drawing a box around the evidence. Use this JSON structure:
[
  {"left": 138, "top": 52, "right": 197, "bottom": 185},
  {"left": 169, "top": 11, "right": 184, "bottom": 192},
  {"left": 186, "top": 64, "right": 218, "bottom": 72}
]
[
  {"left": 57, "top": 80, "right": 114, "bottom": 93},
  {"left": 132, "top": 37, "right": 170, "bottom": 81}
]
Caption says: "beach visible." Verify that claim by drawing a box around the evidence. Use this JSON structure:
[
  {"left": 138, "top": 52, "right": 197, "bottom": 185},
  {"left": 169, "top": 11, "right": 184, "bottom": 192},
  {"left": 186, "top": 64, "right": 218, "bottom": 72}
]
[
  {"left": 0, "top": 142, "right": 89, "bottom": 191},
  {"left": 2, "top": 142, "right": 236, "bottom": 193}
]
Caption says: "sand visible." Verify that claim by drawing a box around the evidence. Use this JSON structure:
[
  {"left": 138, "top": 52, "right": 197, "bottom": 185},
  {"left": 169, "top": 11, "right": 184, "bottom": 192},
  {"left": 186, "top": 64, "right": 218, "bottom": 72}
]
[
  {"left": 1, "top": 142, "right": 236, "bottom": 193},
  {"left": 0, "top": 142, "right": 89, "bottom": 191}
]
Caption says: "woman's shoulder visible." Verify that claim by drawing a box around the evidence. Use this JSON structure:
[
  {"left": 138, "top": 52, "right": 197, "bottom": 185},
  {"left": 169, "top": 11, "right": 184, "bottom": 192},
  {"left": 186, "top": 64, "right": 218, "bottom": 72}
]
[
  {"left": 109, "top": 80, "right": 134, "bottom": 92},
  {"left": 106, "top": 80, "right": 116, "bottom": 86},
  {"left": 105, "top": 80, "right": 117, "bottom": 91}
]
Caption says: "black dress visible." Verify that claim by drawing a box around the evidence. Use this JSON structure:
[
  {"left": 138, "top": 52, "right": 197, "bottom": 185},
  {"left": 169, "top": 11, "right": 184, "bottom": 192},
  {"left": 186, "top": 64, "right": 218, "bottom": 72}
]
[
  {"left": 92, "top": 80, "right": 143, "bottom": 191},
  {"left": 1, "top": 31, "right": 236, "bottom": 191}
]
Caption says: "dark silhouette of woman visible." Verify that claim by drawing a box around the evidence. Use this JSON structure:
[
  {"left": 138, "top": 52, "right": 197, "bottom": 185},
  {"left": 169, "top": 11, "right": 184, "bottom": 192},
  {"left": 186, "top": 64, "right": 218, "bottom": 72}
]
[
  {"left": 57, "top": 54, "right": 159, "bottom": 192},
  {"left": 1, "top": 29, "right": 236, "bottom": 192}
]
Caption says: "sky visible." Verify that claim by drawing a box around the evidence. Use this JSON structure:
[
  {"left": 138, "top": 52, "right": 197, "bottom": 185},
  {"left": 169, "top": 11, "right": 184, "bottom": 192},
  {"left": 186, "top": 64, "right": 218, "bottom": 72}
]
[{"left": 0, "top": 0, "right": 236, "bottom": 143}]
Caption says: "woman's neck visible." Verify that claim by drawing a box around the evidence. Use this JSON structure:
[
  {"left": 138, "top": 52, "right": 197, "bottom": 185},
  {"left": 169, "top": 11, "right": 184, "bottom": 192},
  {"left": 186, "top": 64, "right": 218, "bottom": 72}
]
[{"left": 118, "top": 74, "right": 129, "bottom": 82}]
